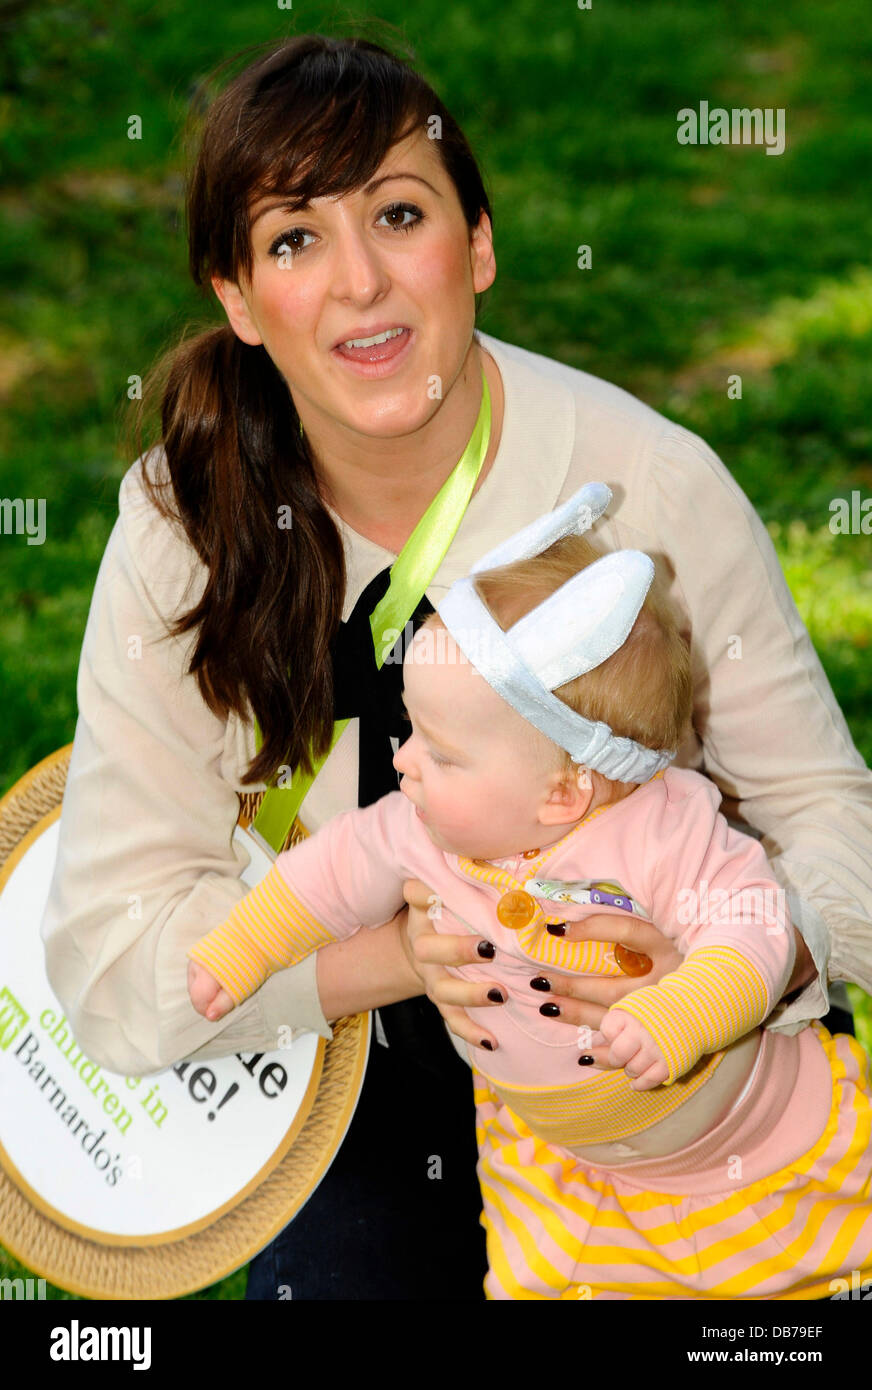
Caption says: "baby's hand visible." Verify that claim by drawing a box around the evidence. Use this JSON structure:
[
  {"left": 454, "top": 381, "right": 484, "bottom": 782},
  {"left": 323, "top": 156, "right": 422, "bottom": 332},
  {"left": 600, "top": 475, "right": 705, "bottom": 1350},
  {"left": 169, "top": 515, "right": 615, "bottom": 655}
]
[
  {"left": 597, "top": 1008, "right": 669, "bottom": 1091},
  {"left": 187, "top": 959, "right": 236, "bottom": 1022}
]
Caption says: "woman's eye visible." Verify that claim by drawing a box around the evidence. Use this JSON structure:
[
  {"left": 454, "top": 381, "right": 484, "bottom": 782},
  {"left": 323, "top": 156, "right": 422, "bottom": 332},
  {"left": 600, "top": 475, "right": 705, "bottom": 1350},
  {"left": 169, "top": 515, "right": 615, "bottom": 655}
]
[
  {"left": 268, "top": 227, "right": 315, "bottom": 260},
  {"left": 267, "top": 201, "right": 423, "bottom": 260},
  {"left": 378, "top": 201, "right": 424, "bottom": 232}
]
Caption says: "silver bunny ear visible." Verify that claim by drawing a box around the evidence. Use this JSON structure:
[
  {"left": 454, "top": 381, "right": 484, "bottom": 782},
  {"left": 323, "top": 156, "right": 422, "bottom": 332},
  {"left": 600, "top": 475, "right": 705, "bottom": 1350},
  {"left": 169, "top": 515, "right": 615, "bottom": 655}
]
[
  {"left": 508, "top": 550, "right": 655, "bottom": 690},
  {"left": 437, "top": 485, "right": 675, "bottom": 783},
  {"left": 469, "top": 482, "right": 612, "bottom": 575}
]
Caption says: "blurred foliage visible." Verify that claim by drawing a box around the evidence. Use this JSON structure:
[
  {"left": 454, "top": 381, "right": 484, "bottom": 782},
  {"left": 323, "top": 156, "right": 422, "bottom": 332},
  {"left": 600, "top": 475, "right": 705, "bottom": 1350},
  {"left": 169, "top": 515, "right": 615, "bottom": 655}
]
[{"left": 1, "top": 0, "right": 870, "bottom": 1299}]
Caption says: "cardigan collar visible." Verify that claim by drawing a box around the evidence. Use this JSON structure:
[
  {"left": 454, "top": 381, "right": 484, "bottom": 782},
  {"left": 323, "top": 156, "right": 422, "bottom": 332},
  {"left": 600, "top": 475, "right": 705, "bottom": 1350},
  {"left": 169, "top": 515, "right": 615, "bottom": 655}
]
[{"left": 331, "top": 331, "right": 577, "bottom": 620}]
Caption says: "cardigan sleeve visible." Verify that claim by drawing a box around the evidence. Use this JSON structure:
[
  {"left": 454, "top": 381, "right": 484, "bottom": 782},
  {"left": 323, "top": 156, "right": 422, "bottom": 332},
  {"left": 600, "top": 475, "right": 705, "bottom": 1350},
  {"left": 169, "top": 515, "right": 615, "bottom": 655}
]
[
  {"left": 187, "top": 794, "right": 414, "bottom": 1005},
  {"left": 39, "top": 454, "right": 333, "bottom": 1076},
  {"left": 646, "top": 423, "right": 872, "bottom": 1031}
]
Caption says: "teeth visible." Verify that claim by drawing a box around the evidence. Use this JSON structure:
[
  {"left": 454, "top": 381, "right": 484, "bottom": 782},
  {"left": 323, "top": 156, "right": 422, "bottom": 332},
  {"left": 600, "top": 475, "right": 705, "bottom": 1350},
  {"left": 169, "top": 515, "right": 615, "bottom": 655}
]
[{"left": 342, "top": 326, "right": 406, "bottom": 349}]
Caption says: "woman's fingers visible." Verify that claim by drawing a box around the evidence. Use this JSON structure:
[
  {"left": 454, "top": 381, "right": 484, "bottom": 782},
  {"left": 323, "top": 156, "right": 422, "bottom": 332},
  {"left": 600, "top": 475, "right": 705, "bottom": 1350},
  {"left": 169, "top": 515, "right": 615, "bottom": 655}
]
[
  {"left": 534, "top": 911, "right": 682, "bottom": 1015},
  {"left": 398, "top": 883, "right": 684, "bottom": 1062},
  {"left": 412, "top": 926, "right": 501, "bottom": 969},
  {"left": 562, "top": 912, "right": 682, "bottom": 968},
  {"left": 415, "top": 966, "right": 502, "bottom": 1051},
  {"left": 533, "top": 973, "right": 634, "bottom": 1010},
  {"left": 522, "top": 963, "right": 666, "bottom": 1028},
  {"left": 402, "top": 877, "right": 441, "bottom": 919},
  {"left": 435, "top": 1001, "right": 499, "bottom": 1052},
  {"left": 417, "top": 951, "right": 506, "bottom": 1052},
  {"left": 403, "top": 879, "right": 495, "bottom": 961},
  {"left": 426, "top": 974, "right": 503, "bottom": 1008},
  {"left": 401, "top": 880, "right": 501, "bottom": 1050}
]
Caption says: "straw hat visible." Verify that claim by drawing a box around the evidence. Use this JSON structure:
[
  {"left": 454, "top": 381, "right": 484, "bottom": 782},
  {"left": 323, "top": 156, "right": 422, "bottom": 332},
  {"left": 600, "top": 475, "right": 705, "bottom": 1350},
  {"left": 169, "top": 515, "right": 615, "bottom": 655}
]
[{"left": 0, "top": 745, "right": 368, "bottom": 1299}]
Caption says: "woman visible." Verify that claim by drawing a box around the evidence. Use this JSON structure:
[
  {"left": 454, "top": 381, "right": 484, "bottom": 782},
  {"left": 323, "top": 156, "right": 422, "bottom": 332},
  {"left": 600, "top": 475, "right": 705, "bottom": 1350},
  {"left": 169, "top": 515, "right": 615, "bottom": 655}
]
[{"left": 40, "top": 32, "right": 872, "bottom": 1300}]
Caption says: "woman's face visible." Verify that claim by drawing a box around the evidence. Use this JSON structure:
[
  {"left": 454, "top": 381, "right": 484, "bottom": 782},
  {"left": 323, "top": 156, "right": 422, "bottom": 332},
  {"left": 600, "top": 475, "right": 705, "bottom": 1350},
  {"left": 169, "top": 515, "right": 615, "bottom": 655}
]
[{"left": 212, "top": 127, "right": 496, "bottom": 440}]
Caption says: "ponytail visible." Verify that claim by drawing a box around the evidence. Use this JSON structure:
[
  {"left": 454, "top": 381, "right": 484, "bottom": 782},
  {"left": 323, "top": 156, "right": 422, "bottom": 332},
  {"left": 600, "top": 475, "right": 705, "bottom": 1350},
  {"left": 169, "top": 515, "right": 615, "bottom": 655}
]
[{"left": 128, "top": 323, "right": 345, "bottom": 786}]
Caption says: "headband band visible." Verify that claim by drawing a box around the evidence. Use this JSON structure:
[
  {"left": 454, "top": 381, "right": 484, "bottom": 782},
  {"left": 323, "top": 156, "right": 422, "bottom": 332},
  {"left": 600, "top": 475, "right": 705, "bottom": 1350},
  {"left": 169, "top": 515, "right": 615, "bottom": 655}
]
[{"left": 436, "top": 483, "right": 677, "bottom": 783}]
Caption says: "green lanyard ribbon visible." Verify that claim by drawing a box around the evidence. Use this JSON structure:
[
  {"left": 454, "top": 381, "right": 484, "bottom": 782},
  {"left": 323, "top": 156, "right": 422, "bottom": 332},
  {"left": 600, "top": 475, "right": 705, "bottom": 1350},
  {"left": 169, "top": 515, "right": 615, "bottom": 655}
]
[{"left": 249, "top": 365, "right": 492, "bottom": 855}]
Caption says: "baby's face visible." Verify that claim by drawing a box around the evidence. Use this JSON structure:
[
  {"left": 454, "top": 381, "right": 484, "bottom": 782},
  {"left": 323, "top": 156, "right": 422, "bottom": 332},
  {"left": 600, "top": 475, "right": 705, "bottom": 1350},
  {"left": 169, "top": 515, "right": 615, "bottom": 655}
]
[{"left": 393, "top": 621, "right": 569, "bottom": 859}]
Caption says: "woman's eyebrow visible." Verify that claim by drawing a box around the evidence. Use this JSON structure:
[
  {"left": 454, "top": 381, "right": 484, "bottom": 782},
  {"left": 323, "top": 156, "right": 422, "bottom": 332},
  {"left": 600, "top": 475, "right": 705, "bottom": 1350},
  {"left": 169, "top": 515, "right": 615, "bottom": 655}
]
[{"left": 250, "top": 173, "right": 442, "bottom": 226}]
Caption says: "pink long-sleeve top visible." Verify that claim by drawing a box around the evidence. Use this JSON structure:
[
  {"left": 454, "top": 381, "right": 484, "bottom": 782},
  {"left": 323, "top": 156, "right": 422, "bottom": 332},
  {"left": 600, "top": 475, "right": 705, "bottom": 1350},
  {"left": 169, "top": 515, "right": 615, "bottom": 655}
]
[{"left": 189, "top": 765, "right": 796, "bottom": 1148}]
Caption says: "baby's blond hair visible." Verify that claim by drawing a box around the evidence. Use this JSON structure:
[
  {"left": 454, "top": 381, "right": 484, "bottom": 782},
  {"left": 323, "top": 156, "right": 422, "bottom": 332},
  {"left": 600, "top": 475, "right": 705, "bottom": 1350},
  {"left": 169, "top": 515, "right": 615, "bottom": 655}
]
[{"left": 426, "top": 533, "right": 693, "bottom": 787}]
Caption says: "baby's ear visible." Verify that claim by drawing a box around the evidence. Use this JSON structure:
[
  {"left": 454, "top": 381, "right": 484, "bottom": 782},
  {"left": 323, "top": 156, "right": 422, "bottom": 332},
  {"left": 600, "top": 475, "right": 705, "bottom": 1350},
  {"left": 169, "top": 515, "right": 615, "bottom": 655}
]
[{"left": 538, "top": 765, "right": 593, "bottom": 824}]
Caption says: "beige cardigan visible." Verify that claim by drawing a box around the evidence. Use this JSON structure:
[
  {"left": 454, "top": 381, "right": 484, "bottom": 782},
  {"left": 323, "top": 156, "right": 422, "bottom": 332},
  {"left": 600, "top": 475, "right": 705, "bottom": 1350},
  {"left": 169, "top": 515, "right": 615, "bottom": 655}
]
[{"left": 40, "top": 330, "right": 872, "bottom": 1077}]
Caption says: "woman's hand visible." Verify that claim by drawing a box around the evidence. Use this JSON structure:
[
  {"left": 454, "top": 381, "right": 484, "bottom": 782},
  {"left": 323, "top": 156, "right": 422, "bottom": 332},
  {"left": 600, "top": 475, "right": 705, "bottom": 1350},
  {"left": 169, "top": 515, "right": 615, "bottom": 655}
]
[
  {"left": 400, "top": 883, "right": 683, "bottom": 1058},
  {"left": 523, "top": 914, "right": 682, "bottom": 1046},
  {"left": 519, "top": 915, "right": 689, "bottom": 1080},
  {"left": 401, "top": 879, "right": 508, "bottom": 1051},
  {"left": 399, "top": 885, "right": 819, "bottom": 1081},
  {"left": 400, "top": 882, "right": 684, "bottom": 1058}
]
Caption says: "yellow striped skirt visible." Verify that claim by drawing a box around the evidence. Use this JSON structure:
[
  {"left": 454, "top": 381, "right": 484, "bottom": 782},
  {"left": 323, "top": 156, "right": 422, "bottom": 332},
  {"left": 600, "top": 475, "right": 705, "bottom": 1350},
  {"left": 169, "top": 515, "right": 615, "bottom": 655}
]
[{"left": 474, "top": 1022, "right": 872, "bottom": 1300}]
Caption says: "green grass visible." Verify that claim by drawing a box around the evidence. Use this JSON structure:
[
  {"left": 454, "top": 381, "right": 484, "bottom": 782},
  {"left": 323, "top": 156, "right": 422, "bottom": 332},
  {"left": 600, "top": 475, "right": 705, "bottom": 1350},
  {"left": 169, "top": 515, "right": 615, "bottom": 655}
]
[{"left": 1, "top": 0, "right": 871, "bottom": 1298}]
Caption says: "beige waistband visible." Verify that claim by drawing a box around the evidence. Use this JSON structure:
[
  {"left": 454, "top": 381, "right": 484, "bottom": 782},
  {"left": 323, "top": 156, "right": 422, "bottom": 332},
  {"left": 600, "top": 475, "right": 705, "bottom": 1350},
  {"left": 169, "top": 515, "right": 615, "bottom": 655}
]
[
  {"left": 579, "top": 1023, "right": 828, "bottom": 1194},
  {"left": 485, "top": 1036, "right": 746, "bottom": 1149},
  {"left": 563, "top": 1028, "right": 763, "bottom": 1164}
]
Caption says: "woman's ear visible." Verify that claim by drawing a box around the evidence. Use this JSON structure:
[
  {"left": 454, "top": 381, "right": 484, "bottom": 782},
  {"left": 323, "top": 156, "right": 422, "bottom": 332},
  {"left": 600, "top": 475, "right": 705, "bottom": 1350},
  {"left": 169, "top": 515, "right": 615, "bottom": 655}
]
[
  {"left": 469, "top": 212, "right": 496, "bottom": 296},
  {"left": 211, "top": 275, "right": 263, "bottom": 347},
  {"left": 538, "top": 764, "right": 594, "bottom": 825}
]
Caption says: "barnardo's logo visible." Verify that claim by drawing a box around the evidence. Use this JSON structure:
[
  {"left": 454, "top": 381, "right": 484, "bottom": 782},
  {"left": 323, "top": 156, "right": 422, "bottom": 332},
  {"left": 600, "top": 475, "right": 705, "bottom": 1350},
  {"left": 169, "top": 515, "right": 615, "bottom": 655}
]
[{"left": 0, "top": 986, "right": 28, "bottom": 1051}]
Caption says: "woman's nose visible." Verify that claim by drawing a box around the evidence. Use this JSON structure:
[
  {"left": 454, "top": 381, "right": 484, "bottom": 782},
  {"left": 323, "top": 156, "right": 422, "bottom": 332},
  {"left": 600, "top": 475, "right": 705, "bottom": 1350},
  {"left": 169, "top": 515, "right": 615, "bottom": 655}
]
[{"left": 329, "top": 220, "right": 391, "bottom": 304}]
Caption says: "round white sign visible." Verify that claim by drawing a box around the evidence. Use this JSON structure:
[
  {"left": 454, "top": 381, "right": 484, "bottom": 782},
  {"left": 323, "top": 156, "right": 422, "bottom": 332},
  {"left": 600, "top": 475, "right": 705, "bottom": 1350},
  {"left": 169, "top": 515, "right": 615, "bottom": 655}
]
[{"left": 0, "top": 812, "right": 322, "bottom": 1244}]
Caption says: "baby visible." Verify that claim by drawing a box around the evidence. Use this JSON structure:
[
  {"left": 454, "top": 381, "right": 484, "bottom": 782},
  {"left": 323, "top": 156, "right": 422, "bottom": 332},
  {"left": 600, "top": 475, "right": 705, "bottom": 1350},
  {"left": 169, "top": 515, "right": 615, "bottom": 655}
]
[{"left": 186, "top": 484, "right": 872, "bottom": 1300}]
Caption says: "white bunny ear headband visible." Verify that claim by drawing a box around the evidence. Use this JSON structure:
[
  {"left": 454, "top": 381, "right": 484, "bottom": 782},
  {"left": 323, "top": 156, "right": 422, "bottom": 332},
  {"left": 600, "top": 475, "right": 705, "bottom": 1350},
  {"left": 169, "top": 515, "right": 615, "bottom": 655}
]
[{"left": 437, "top": 482, "right": 677, "bottom": 783}]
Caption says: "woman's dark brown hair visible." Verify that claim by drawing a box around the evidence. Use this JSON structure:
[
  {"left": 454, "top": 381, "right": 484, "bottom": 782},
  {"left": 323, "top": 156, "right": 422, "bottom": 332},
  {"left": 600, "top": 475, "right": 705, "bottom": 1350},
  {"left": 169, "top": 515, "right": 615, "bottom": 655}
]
[{"left": 127, "top": 29, "right": 493, "bottom": 785}]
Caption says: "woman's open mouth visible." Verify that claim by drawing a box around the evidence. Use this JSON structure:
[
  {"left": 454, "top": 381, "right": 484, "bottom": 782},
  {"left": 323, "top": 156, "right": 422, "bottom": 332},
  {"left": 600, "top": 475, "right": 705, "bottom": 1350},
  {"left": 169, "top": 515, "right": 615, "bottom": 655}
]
[{"left": 332, "top": 326, "right": 414, "bottom": 376}]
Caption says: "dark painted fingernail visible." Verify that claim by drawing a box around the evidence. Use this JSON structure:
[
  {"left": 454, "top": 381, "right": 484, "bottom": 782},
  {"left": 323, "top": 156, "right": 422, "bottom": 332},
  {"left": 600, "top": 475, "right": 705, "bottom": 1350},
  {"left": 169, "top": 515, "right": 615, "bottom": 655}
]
[
  {"left": 487, "top": 988, "right": 505, "bottom": 1003},
  {"left": 477, "top": 941, "right": 496, "bottom": 959},
  {"left": 578, "top": 1054, "right": 595, "bottom": 1066},
  {"left": 546, "top": 923, "right": 566, "bottom": 937},
  {"left": 480, "top": 1039, "right": 495, "bottom": 1051},
  {"left": 530, "top": 976, "right": 551, "bottom": 992},
  {"left": 539, "top": 1002, "right": 560, "bottom": 1017}
]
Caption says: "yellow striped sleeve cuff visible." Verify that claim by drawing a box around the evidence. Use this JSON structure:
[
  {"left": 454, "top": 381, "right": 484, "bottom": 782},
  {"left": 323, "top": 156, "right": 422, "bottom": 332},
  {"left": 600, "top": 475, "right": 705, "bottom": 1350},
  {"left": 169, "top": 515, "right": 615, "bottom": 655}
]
[
  {"left": 608, "top": 945, "right": 770, "bottom": 1085},
  {"left": 187, "top": 862, "right": 337, "bottom": 1006}
]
